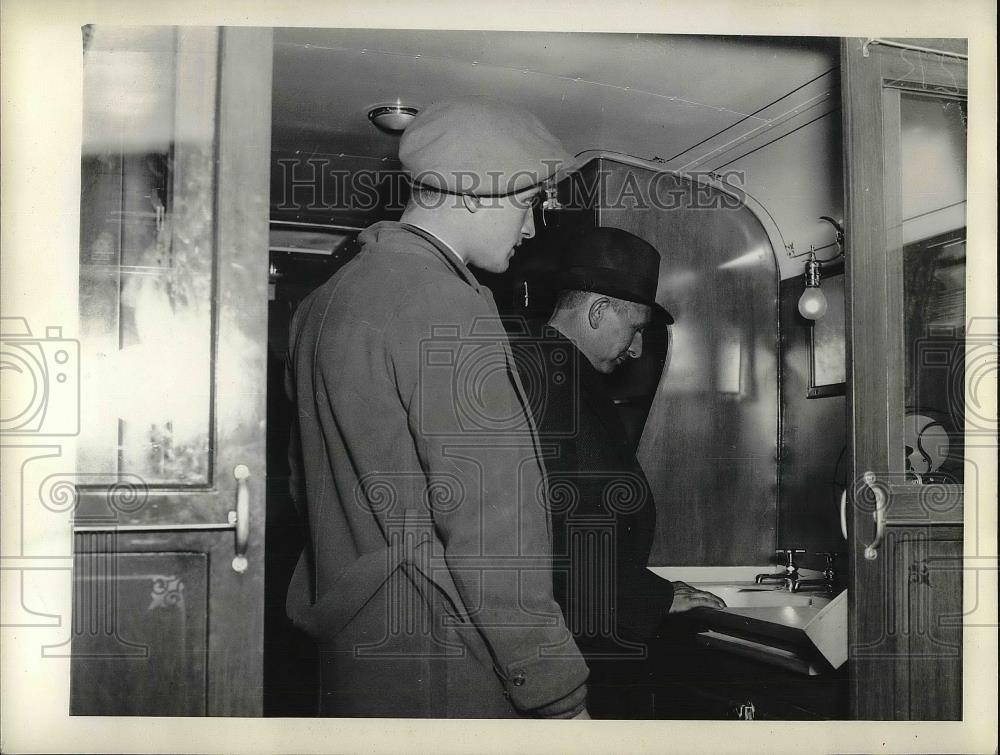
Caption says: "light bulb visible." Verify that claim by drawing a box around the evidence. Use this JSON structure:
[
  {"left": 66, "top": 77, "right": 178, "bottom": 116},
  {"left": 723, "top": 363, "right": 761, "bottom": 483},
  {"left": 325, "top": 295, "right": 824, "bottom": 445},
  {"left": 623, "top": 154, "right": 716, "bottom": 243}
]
[{"left": 798, "top": 286, "right": 828, "bottom": 320}]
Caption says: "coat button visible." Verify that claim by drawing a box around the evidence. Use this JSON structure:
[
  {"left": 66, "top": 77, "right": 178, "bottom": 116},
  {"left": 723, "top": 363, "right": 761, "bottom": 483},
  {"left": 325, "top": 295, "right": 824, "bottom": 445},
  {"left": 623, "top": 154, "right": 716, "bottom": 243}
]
[{"left": 512, "top": 672, "right": 526, "bottom": 687}]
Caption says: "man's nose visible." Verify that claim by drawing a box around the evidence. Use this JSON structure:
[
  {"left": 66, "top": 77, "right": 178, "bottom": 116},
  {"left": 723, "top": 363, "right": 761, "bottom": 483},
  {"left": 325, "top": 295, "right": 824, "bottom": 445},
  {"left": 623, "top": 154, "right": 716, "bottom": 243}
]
[
  {"left": 521, "top": 209, "right": 536, "bottom": 240},
  {"left": 627, "top": 331, "right": 643, "bottom": 359}
]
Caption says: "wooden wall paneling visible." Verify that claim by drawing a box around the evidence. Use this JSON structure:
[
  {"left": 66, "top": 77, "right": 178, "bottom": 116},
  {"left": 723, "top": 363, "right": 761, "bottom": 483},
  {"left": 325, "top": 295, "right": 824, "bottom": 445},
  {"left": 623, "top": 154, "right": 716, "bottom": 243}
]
[
  {"left": 205, "top": 26, "right": 273, "bottom": 716},
  {"left": 841, "top": 37, "right": 897, "bottom": 720},
  {"left": 842, "top": 38, "right": 967, "bottom": 720}
]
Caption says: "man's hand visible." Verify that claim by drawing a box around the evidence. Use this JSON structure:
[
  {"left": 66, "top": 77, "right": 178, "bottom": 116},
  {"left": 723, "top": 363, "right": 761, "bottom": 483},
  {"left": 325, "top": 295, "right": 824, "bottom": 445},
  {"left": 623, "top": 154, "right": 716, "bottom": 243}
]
[{"left": 668, "top": 581, "right": 727, "bottom": 613}]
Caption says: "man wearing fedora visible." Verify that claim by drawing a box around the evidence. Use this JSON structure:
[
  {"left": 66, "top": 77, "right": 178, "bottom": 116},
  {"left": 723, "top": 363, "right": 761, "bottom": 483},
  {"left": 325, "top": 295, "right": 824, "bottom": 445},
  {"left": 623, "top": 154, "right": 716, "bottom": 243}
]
[
  {"left": 284, "top": 96, "right": 592, "bottom": 718},
  {"left": 511, "top": 226, "right": 725, "bottom": 718}
]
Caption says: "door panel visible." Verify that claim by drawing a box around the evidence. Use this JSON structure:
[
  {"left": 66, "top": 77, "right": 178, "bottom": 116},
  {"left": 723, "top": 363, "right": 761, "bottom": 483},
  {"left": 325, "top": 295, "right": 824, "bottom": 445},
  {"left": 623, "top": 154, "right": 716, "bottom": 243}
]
[
  {"left": 901, "top": 531, "right": 962, "bottom": 720},
  {"left": 71, "top": 540, "right": 209, "bottom": 716},
  {"left": 841, "top": 38, "right": 966, "bottom": 720},
  {"left": 72, "top": 26, "right": 272, "bottom": 716}
]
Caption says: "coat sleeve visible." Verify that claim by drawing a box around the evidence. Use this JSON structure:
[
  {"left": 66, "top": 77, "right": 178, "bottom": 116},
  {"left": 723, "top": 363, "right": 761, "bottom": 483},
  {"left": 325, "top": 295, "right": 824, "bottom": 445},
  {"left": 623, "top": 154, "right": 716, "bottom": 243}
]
[
  {"left": 614, "top": 525, "right": 675, "bottom": 639},
  {"left": 285, "top": 300, "right": 305, "bottom": 515},
  {"left": 386, "top": 284, "right": 589, "bottom": 717},
  {"left": 570, "top": 446, "right": 676, "bottom": 642}
]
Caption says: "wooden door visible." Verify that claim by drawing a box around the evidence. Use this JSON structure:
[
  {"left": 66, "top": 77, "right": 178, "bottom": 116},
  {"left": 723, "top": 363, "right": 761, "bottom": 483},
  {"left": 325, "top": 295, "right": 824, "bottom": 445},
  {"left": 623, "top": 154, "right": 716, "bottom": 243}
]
[
  {"left": 67, "top": 26, "right": 272, "bottom": 716},
  {"left": 841, "top": 38, "right": 967, "bottom": 720}
]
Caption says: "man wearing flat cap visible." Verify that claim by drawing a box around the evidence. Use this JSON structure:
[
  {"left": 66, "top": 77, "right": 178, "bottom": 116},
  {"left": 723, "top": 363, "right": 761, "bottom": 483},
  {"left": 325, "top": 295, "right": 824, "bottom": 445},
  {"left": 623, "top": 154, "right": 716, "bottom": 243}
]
[
  {"left": 285, "top": 96, "right": 591, "bottom": 718},
  {"left": 511, "top": 226, "right": 725, "bottom": 718}
]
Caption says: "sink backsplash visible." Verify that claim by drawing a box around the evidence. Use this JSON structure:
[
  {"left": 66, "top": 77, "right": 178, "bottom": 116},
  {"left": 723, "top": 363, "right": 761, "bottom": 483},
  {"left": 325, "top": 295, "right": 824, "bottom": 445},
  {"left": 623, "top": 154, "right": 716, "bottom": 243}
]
[{"left": 646, "top": 565, "right": 822, "bottom": 583}]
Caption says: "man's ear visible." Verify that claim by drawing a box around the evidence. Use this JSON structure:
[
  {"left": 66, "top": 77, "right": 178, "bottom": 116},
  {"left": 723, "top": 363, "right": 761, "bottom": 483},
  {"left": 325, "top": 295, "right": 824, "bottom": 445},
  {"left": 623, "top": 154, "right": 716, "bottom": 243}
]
[
  {"left": 461, "top": 194, "right": 481, "bottom": 214},
  {"left": 588, "top": 297, "right": 610, "bottom": 330}
]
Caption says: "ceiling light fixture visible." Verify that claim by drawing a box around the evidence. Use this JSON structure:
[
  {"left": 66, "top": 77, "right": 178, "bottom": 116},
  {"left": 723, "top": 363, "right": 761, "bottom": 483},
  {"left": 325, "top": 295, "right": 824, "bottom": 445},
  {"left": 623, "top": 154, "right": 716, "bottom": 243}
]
[{"left": 367, "top": 105, "right": 419, "bottom": 133}]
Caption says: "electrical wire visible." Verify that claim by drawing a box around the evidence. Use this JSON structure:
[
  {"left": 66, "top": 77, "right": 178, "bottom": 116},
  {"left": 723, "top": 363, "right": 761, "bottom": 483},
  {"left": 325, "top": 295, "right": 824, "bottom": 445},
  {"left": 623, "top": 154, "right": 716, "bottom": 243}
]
[{"left": 664, "top": 66, "right": 840, "bottom": 164}]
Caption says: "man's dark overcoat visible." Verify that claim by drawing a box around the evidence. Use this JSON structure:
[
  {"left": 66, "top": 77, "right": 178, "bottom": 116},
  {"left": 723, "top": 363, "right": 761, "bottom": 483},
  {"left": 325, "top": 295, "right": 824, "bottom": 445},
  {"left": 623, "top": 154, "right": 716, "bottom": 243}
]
[{"left": 511, "top": 322, "right": 675, "bottom": 715}]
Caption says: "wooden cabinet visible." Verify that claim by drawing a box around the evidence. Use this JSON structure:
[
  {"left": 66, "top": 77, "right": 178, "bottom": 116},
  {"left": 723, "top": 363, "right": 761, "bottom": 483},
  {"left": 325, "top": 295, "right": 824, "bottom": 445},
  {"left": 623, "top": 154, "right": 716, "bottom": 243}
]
[
  {"left": 841, "top": 38, "right": 967, "bottom": 720},
  {"left": 895, "top": 528, "right": 963, "bottom": 719},
  {"left": 646, "top": 627, "right": 848, "bottom": 720}
]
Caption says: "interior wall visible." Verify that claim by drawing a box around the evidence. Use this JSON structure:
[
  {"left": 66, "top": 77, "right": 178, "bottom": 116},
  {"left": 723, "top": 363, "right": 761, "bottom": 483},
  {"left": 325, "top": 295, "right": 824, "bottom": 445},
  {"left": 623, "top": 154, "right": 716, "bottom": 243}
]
[
  {"left": 594, "top": 159, "right": 780, "bottom": 566},
  {"left": 777, "top": 276, "right": 848, "bottom": 571},
  {"left": 720, "top": 111, "right": 845, "bottom": 281}
]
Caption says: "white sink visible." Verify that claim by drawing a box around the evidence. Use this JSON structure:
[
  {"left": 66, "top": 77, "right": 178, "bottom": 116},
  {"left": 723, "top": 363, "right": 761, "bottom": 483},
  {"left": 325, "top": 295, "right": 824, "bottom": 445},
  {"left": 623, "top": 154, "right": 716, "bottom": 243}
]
[
  {"left": 685, "top": 583, "right": 832, "bottom": 609},
  {"left": 645, "top": 567, "right": 833, "bottom": 608},
  {"left": 646, "top": 566, "right": 847, "bottom": 674}
]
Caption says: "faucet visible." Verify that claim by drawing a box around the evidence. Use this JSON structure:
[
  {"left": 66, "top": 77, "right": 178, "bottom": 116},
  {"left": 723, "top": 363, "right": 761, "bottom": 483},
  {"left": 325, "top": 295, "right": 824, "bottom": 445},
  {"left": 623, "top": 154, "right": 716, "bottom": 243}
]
[
  {"left": 756, "top": 549, "right": 804, "bottom": 589},
  {"left": 791, "top": 552, "right": 839, "bottom": 593}
]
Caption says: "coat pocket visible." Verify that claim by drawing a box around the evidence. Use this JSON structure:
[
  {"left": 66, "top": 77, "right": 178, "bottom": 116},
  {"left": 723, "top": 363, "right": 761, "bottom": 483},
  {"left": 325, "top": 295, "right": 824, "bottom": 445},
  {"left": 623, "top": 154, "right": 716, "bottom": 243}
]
[{"left": 287, "top": 509, "right": 472, "bottom": 641}]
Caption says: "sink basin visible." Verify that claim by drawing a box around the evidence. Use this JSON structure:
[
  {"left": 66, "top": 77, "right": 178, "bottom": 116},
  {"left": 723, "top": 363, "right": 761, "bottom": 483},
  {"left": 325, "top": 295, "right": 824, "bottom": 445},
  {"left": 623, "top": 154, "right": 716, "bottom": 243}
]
[
  {"left": 645, "top": 567, "right": 847, "bottom": 675},
  {"left": 685, "top": 583, "right": 833, "bottom": 609},
  {"left": 645, "top": 567, "right": 832, "bottom": 609}
]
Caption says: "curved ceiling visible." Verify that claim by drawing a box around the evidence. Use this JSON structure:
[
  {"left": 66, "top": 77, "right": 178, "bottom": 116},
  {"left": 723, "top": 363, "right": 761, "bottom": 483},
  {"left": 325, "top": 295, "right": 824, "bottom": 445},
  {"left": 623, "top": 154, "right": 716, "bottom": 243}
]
[{"left": 271, "top": 29, "right": 842, "bottom": 278}]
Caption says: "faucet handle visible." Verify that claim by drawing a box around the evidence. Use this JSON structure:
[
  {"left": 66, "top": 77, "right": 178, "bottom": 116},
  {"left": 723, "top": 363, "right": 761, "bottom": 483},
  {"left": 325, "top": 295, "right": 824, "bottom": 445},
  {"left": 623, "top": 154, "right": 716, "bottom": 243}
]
[
  {"left": 816, "top": 552, "right": 839, "bottom": 580},
  {"left": 775, "top": 548, "right": 806, "bottom": 573}
]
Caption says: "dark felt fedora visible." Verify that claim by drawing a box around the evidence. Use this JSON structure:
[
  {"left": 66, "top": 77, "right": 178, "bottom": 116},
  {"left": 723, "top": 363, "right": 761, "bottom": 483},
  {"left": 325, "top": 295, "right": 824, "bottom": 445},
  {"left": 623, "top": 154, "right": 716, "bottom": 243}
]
[{"left": 551, "top": 227, "right": 674, "bottom": 324}]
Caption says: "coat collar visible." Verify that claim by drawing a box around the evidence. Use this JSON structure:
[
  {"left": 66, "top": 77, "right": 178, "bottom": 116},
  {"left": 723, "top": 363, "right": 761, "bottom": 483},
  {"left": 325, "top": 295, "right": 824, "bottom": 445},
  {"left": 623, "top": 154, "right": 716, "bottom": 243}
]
[{"left": 358, "top": 220, "right": 483, "bottom": 294}]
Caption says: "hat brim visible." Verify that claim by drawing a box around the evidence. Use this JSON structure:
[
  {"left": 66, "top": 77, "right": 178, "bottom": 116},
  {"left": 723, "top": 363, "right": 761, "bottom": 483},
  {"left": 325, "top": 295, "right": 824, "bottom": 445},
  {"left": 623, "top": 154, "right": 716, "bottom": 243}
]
[
  {"left": 549, "top": 271, "right": 675, "bottom": 325},
  {"left": 408, "top": 151, "right": 592, "bottom": 198}
]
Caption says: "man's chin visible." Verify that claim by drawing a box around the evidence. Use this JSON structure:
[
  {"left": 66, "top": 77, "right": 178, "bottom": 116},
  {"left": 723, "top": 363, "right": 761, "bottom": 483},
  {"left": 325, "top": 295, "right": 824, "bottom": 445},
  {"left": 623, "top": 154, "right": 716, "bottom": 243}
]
[
  {"left": 604, "top": 357, "right": 628, "bottom": 374},
  {"left": 493, "top": 254, "right": 514, "bottom": 273}
]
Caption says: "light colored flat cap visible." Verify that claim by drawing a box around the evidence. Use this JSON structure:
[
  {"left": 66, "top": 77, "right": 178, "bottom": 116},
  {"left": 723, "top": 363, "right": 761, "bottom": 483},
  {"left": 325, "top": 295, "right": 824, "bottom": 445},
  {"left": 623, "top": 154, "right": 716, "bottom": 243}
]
[{"left": 399, "top": 95, "right": 578, "bottom": 197}]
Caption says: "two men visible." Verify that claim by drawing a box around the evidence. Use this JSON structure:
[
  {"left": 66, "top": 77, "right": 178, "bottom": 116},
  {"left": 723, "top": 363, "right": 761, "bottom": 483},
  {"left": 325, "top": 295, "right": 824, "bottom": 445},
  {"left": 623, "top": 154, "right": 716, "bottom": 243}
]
[
  {"left": 511, "top": 227, "right": 725, "bottom": 718},
  {"left": 285, "top": 97, "right": 590, "bottom": 718},
  {"left": 286, "top": 94, "right": 722, "bottom": 719}
]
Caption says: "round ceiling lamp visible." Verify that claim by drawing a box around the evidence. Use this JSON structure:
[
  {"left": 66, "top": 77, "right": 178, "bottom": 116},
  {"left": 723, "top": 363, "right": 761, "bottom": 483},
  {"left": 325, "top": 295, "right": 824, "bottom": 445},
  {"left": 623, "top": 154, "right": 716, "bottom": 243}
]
[{"left": 368, "top": 104, "right": 419, "bottom": 133}]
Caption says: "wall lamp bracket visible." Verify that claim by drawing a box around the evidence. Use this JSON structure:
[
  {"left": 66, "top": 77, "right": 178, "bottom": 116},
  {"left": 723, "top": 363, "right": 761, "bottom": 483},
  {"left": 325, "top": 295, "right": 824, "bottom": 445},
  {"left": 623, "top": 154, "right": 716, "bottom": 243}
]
[
  {"left": 818, "top": 216, "right": 844, "bottom": 248},
  {"left": 785, "top": 216, "right": 845, "bottom": 262},
  {"left": 795, "top": 217, "right": 845, "bottom": 321}
]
